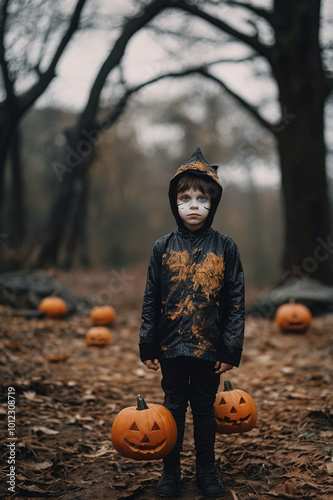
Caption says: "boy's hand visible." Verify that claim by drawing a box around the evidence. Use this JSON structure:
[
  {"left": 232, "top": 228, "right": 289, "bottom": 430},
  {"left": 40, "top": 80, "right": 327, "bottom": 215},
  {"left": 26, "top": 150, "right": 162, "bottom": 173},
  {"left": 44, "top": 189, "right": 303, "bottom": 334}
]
[
  {"left": 215, "top": 361, "right": 233, "bottom": 375},
  {"left": 144, "top": 359, "right": 160, "bottom": 371}
]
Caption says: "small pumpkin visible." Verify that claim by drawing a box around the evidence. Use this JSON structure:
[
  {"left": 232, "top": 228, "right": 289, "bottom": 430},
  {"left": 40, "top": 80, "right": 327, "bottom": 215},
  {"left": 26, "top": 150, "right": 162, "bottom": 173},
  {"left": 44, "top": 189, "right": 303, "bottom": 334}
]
[
  {"left": 275, "top": 300, "right": 312, "bottom": 332},
  {"left": 38, "top": 297, "right": 68, "bottom": 318},
  {"left": 90, "top": 306, "right": 116, "bottom": 325},
  {"left": 111, "top": 394, "right": 177, "bottom": 460},
  {"left": 214, "top": 380, "right": 257, "bottom": 434},
  {"left": 86, "top": 326, "right": 112, "bottom": 346}
]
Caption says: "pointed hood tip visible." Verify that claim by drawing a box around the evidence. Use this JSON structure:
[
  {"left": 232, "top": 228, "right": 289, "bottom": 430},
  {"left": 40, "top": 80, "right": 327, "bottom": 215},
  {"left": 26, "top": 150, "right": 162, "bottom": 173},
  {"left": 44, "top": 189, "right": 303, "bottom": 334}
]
[
  {"left": 184, "top": 146, "right": 208, "bottom": 166},
  {"left": 174, "top": 147, "right": 222, "bottom": 187}
]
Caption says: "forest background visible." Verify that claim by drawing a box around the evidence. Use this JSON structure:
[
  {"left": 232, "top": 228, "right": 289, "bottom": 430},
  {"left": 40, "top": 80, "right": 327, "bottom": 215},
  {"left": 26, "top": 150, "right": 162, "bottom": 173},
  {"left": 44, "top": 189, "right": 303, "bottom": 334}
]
[
  {"left": 1, "top": 0, "right": 333, "bottom": 300},
  {"left": 4, "top": 96, "right": 284, "bottom": 293}
]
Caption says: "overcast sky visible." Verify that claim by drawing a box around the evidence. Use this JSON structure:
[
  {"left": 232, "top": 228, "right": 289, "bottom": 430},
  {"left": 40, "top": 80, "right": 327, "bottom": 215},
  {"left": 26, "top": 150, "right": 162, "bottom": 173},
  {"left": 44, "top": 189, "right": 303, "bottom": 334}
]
[
  {"left": 37, "top": 0, "right": 277, "bottom": 111},
  {"left": 35, "top": 0, "right": 332, "bottom": 188}
]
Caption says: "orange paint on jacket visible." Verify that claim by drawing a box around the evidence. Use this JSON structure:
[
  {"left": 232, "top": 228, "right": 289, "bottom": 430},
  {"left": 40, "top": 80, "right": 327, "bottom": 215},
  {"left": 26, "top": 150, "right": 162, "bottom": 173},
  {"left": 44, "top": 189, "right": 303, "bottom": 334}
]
[{"left": 162, "top": 249, "right": 225, "bottom": 356}]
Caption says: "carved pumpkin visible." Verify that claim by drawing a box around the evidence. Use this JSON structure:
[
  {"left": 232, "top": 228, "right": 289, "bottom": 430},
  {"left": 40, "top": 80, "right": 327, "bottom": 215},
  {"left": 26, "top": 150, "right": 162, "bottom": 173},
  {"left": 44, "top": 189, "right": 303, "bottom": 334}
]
[
  {"left": 275, "top": 301, "right": 312, "bottom": 332},
  {"left": 214, "top": 381, "right": 257, "bottom": 434},
  {"left": 86, "top": 326, "right": 112, "bottom": 346},
  {"left": 38, "top": 297, "right": 68, "bottom": 318},
  {"left": 90, "top": 306, "right": 116, "bottom": 325},
  {"left": 111, "top": 395, "right": 177, "bottom": 460}
]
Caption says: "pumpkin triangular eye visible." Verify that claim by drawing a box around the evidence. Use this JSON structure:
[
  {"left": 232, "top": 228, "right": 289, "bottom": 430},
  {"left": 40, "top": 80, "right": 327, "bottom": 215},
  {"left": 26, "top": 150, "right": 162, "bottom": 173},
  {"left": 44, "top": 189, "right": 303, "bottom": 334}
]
[
  {"left": 152, "top": 422, "right": 160, "bottom": 431},
  {"left": 230, "top": 407, "right": 237, "bottom": 413},
  {"left": 130, "top": 422, "right": 140, "bottom": 431},
  {"left": 219, "top": 397, "right": 227, "bottom": 406},
  {"left": 239, "top": 397, "right": 246, "bottom": 405}
]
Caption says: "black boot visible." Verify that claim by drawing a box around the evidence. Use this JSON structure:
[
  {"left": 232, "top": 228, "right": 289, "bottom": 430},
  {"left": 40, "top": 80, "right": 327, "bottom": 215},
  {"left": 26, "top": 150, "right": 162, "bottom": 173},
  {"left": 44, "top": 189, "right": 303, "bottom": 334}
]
[
  {"left": 196, "top": 464, "right": 226, "bottom": 498},
  {"left": 156, "top": 464, "right": 181, "bottom": 498}
]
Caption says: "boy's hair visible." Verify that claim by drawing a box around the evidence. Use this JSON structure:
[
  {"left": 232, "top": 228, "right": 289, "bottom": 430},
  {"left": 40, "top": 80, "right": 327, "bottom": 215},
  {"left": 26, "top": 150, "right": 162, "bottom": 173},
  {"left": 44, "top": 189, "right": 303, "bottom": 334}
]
[{"left": 176, "top": 173, "right": 217, "bottom": 198}]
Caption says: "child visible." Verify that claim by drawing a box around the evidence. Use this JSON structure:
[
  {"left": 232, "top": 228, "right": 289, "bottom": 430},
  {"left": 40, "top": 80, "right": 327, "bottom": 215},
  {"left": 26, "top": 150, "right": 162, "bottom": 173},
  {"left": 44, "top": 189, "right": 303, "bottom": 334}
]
[{"left": 139, "top": 148, "right": 245, "bottom": 498}]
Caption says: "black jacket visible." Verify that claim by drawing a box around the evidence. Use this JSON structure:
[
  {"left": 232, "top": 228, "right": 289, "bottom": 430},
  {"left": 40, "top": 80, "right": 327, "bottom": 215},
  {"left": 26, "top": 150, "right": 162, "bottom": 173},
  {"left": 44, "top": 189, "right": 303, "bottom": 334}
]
[{"left": 139, "top": 148, "right": 245, "bottom": 366}]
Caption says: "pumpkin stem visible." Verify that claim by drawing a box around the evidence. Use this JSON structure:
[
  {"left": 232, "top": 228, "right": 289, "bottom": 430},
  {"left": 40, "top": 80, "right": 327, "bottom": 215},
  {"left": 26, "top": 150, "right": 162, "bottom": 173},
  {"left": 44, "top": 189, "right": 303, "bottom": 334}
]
[
  {"left": 136, "top": 394, "right": 149, "bottom": 410},
  {"left": 223, "top": 380, "right": 234, "bottom": 391}
]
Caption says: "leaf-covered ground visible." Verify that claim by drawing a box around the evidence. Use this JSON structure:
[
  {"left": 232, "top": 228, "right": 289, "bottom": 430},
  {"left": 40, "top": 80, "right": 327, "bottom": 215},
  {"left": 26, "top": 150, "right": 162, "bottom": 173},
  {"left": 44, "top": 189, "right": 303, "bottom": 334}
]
[{"left": 0, "top": 271, "right": 333, "bottom": 499}]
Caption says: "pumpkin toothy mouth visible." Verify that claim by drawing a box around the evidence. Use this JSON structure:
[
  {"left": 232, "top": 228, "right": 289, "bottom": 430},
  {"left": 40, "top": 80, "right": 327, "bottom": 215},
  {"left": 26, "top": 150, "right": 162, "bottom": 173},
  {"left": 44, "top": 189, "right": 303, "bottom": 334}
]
[
  {"left": 124, "top": 439, "right": 166, "bottom": 453},
  {"left": 215, "top": 414, "right": 251, "bottom": 426}
]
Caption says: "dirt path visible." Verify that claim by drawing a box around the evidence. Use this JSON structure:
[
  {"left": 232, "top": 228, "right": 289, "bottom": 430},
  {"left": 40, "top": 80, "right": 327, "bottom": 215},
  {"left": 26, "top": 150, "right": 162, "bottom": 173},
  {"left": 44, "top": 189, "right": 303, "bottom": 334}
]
[{"left": 0, "top": 289, "right": 332, "bottom": 499}]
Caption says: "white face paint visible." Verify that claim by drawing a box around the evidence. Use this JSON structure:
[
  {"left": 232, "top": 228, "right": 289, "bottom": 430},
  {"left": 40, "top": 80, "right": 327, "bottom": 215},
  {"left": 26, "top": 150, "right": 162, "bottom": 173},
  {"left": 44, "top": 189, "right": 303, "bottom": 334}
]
[{"left": 177, "top": 188, "right": 211, "bottom": 230}]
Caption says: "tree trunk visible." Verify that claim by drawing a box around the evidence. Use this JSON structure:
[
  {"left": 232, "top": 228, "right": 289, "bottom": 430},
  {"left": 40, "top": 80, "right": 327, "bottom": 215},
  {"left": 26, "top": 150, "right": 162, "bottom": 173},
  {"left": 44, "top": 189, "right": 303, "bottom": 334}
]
[
  {"left": 0, "top": 109, "right": 16, "bottom": 228},
  {"left": 36, "top": 129, "right": 94, "bottom": 268},
  {"left": 62, "top": 172, "right": 90, "bottom": 269},
  {"left": 9, "top": 127, "right": 26, "bottom": 247},
  {"left": 34, "top": 0, "right": 179, "bottom": 270},
  {"left": 271, "top": 0, "right": 333, "bottom": 284}
]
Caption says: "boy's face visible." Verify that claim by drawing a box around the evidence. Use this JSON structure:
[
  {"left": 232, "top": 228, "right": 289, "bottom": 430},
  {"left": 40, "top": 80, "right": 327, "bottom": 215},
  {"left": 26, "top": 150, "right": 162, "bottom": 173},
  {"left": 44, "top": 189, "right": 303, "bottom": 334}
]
[{"left": 177, "top": 188, "right": 211, "bottom": 230}]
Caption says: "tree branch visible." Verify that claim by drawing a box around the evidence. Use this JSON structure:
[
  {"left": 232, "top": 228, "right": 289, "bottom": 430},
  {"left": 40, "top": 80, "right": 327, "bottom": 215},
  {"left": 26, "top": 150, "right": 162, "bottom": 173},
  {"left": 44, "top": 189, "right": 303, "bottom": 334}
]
[
  {"left": 225, "top": 0, "right": 274, "bottom": 22},
  {"left": 0, "top": 0, "right": 15, "bottom": 103},
  {"left": 46, "top": 0, "right": 87, "bottom": 76},
  {"left": 17, "top": 0, "right": 88, "bottom": 115},
  {"left": 176, "top": 0, "right": 271, "bottom": 59},
  {"left": 198, "top": 68, "right": 276, "bottom": 133},
  {"left": 35, "top": 8, "right": 60, "bottom": 73},
  {"left": 94, "top": 58, "right": 274, "bottom": 137},
  {"left": 325, "top": 75, "right": 333, "bottom": 98},
  {"left": 76, "top": 0, "right": 179, "bottom": 133}
]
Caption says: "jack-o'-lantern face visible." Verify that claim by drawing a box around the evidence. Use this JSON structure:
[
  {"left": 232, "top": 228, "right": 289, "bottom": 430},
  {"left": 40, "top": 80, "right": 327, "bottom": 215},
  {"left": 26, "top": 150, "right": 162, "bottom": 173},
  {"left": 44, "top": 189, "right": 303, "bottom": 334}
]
[
  {"left": 123, "top": 417, "right": 168, "bottom": 455},
  {"left": 90, "top": 306, "right": 116, "bottom": 326},
  {"left": 275, "top": 301, "right": 312, "bottom": 332},
  {"left": 111, "top": 395, "right": 177, "bottom": 460},
  {"left": 85, "top": 327, "right": 112, "bottom": 346},
  {"left": 214, "top": 381, "right": 257, "bottom": 434}
]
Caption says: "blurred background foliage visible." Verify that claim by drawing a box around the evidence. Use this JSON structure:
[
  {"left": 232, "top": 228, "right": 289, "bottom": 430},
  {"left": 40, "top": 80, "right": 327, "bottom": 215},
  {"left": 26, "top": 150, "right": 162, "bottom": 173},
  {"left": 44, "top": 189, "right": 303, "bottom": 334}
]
[
  {"left": 3, "top": 89, "right": 283, "bottom": 289},
  {"left": 1, "top": 0, "right": 333, "bottom": 296}
]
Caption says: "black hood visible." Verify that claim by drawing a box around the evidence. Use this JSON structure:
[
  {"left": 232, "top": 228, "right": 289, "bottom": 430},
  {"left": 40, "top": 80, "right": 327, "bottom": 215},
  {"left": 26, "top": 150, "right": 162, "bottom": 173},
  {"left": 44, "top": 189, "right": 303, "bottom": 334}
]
[{"left": 168, "top": 147, "right": 223, "bottom": 232}]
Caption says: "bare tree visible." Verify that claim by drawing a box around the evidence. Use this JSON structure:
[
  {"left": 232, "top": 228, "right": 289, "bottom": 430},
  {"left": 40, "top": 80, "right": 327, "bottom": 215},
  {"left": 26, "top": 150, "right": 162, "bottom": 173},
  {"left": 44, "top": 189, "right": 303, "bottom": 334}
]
[
  {"left": 36, "top": 0, "right": 190, "bottom": 268},
  {"left": 171, "top": 0, "right": 333, "bottom": 283},
  {"left": 12, "top": 0, "right": 332, "bottom": 285},
  {"left": 0, "top": 0, "right": 88, "bottom": 242}
]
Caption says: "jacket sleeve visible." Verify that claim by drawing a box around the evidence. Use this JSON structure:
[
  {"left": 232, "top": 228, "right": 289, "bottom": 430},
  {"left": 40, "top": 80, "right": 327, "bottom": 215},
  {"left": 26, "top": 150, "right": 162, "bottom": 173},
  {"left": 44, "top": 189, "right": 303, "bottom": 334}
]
[
  {"left": 139, "top": 240, "right": 163, "bottom": 362},
  {"left": 218, "top": 238, "right": 245, "bottom": 367}
]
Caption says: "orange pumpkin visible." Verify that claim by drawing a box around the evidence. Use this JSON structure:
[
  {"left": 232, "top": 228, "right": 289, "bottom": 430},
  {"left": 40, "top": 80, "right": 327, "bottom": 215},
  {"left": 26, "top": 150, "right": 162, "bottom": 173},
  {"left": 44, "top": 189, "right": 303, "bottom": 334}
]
[
  {"left": 275, "top": 301, "right": 312, "bottom": 332},
  {"left": 90, "top": 306, "right": 116, "bottom": 325},
  {"left": 38, "top": 297, "right": 68, "bottom": 318},
  {"left": 214, "top": 381, "right": 257, "bottom": 434},
  {"left": 85, "top": 326, "right": 112, "bottom": 346},
  {"left": 111, "top": 395, "right": 177, "bottom": 460}
]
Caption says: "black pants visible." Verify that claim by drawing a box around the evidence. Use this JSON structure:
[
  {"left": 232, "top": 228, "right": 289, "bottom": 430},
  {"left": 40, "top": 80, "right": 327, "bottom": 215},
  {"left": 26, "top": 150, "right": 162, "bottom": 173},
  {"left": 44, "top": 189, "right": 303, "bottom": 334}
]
[{"left": 160, "top": 356, "right": 220, "bottom": 467}]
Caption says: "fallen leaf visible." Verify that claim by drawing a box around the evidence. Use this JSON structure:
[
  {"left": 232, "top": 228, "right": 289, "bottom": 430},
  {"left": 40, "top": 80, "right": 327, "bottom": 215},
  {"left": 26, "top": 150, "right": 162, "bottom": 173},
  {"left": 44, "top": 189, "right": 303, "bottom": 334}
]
[
  {"left": 30, "top": 460, "right": 53, "bottom": 470},
  {"left": 83, "top": 444, "right": 112, "bottom": 458},
  {"left": 5, "top": 340, "right": 21, "bottom": 350},
  {"left": 47, "top": 354, "right": 69, "bottom": 362},
  {"left": 23, "top": 390, "right": 37, "bottom": 401},
  {"left": 32, "top": 426, "right": 59, "bottom": 435},
  {"left": 288, "top": 392, "right": 312, "bottom": 400},
  {"left": 134, "top": 368, "right": 146, "bottom": 377},
  {"left": 326, "top": 461, "right": 333, "bottom": 474}
]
